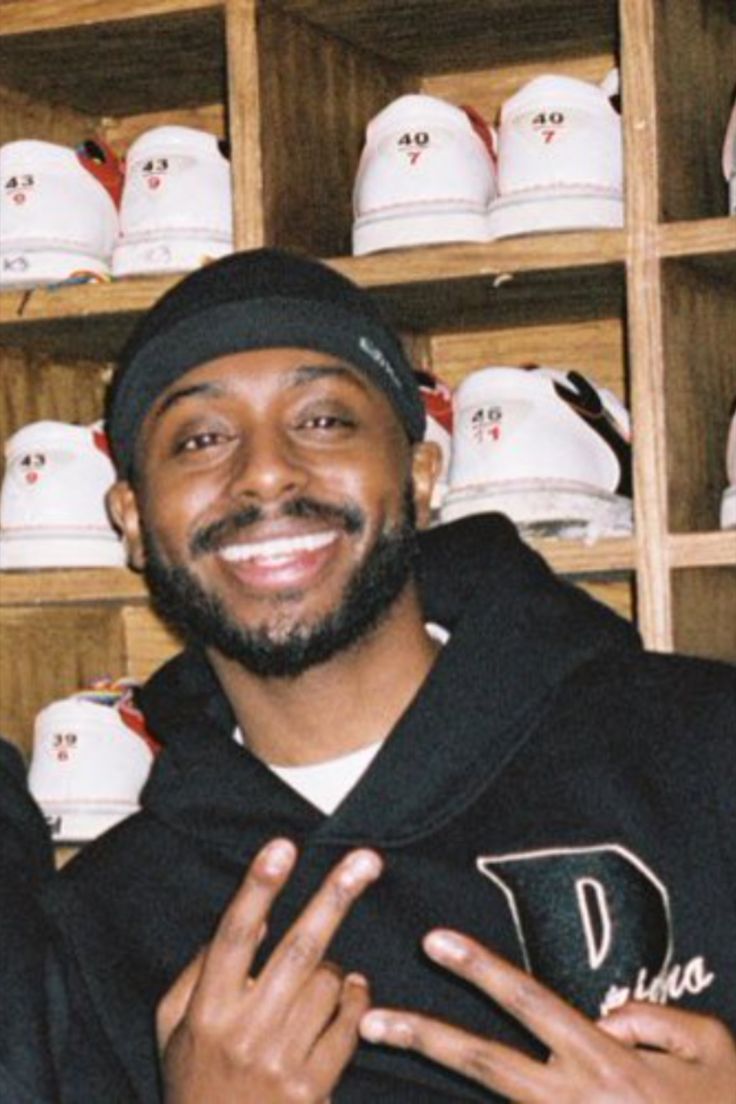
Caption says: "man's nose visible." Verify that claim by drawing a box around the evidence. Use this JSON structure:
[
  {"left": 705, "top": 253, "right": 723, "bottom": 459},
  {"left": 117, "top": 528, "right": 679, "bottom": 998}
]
[{"left": 227, "top": 430, "right": 308, "bottom": 503}]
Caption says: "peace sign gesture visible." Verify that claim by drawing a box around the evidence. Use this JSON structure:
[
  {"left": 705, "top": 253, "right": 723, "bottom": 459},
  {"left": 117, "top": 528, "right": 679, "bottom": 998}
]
[{"left": 158, "top": 838, "right": 382, "bottom": 1104}]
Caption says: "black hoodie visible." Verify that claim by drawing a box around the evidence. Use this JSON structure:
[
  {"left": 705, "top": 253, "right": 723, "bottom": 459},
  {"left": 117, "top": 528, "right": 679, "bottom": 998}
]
[
  {"left": 40, "top": 515, "right": 736, "bottom": 1102},
  {"left": 0, "top": 738, "right": 58, "bottom": 1103}
]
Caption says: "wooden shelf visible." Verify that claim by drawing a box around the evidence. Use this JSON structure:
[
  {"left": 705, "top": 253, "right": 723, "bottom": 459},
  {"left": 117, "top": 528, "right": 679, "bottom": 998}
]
[
  {"left": 0, "top": 237, "right": 627, "bottom": 356},
  {"left": 657, "top": 219, "right": 736, "bottom": 259},
  {"left": 668, "top": 531, "right": 736, "bottom": 569},
  {"left": 0, "top": 0, "right": 220, "bottom": 35},
  {"left": 0, "top": 568, "right": 149, "bottom": 607}
]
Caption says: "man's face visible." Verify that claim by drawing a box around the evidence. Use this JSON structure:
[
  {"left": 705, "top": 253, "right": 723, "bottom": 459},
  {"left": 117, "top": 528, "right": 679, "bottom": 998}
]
[{"left": 109, "top": 347, "right": 439, "bottom": 677}]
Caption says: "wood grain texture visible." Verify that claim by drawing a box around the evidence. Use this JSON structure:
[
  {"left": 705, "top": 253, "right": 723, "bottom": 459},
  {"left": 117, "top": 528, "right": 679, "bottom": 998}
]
[
  {"left": 671, "top": 566, "right": 736, "bottom": 662},
  {"left": 225, "top": 0, "right": 265, "bottom": 248},
  {"left": 0, "top": 0, "right": 220, "bottom": 35},
  {"left": 0, "top": 8, "right": 226, "bottom": 117},
  {"left": 121, "top": 604, "right": 182, "bottom": 679},
  {"left": 0, "top": 84, "right": 98, "bottom": 146},
  {"left": 276, "top": 0, "right": 618, "bottom": 73},
  {"left": 653, "top": 0, "right": 736, "bottom": 222},
  {"left": 660, "top": 257, "right": 736, "bottom": 532},
  {"left": 428, "top": 318, "right": 625, "bottom": 397},
  {"left": 620, "top": 0, "right": 672, "bottom": 650},
  {"left": 0, "top": 349, "right": 110, "bottom": 452},
  {"left": 0, "top": 605, "right": 126, "bottom": 753}
]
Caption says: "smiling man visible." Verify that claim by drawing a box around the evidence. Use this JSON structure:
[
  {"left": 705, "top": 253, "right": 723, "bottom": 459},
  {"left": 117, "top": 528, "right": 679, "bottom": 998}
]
[{"left": 37, "top": 248, "right": 736, "bottom": 1103}]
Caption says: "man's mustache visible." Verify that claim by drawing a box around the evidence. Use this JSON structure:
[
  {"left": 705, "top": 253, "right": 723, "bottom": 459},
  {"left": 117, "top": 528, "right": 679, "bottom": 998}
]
[{"left": 190, "top": 496, "right": 365, "bottom": 557}]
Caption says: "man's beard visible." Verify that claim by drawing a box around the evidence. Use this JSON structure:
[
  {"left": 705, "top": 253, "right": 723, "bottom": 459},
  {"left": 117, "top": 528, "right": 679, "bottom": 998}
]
[{"left": 141, "top": 486, "right": 419, "bottom": 678}]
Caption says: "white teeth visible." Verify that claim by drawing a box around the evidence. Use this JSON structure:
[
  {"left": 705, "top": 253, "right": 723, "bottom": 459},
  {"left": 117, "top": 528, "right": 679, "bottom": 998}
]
[{"left": 219, "top": 530, "right": 338, "bottom": 564}]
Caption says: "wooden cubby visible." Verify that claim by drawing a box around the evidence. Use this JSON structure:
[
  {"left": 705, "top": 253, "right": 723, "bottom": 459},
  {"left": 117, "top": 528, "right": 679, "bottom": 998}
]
[{"left": 1, "top": 0, "right": 735, "bottom": 761}]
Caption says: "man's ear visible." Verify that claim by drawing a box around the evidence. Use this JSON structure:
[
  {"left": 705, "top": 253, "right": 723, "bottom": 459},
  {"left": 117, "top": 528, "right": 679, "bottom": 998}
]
[
  {"left": 411, "top": 440, "right": 443, "bottom": 529},
  {"left": 106, "top": 481, "right": 145, "bottom": 571}
]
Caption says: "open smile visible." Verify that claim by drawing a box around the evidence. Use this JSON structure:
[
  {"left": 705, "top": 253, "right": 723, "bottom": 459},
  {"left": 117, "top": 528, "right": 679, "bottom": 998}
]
[{"left": 216, "top": 528, "right": 343, "bottom": 591}]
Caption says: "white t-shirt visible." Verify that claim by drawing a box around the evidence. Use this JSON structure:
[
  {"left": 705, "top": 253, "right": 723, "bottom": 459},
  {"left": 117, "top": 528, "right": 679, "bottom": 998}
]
[{"left": 233, "top": 622, "right": 449, "bottom": 814}]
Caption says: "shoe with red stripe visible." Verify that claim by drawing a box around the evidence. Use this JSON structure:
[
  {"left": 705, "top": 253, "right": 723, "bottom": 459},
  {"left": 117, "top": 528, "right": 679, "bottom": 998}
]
[
  {"left": 28, "top": 678, "right": 159, "bottom": 844},
  {"left": 352, "top": 93, "right": 497, "bottom": 255}
]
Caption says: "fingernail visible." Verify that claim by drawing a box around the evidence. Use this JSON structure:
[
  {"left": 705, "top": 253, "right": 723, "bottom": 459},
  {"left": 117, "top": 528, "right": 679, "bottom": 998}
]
[
  {"left": 361, "top": 1013, "right": 413, "bottom": 1047},
  {"left": 345, "top": 972, "right": 369, "bottom": 989},
  {"left": 262, "top": 838, "right": 295, "bottom": 875},
  {"left": 340, "top": 849, "right": 382, "bottom": 887},
  {"left": 424, "top": 930, "right": 468, "bottom": 962},
  {"left": 360, "top": 1012, "right": 387, "bottom": 1042}
]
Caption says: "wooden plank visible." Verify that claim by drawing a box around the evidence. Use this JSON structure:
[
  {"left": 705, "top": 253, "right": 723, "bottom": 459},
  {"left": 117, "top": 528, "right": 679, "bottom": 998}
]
[
  {"left": 0, "top": 8, "right": 226, "bottom": 118},
  {"left": 0, "top": 349, "right": 110, "bottom": 449},
  {"left": 660, "top": 258, "right": 736, "bottom": 532},
  {"left": 668, "top": 531, "right": 736, "bottom": 569},
  {"left": 620, "top": 0, "right": 672, "bottom": 650},
  {"left": 527, "top": 535, "right": 636, "bottom": 574},
  {"left": 0, "top": 0, "right": 221, "bottom": 36},
  {"left": 0, "top": 570, "right": 148, "bottom": 608},
  {"left": 225, "top": 0, "right": 265, "bottom": 248},
  {"left": 121, "top": 604, "right": 182, "bottom": 679},
  {"left": 0, "top": 235, "right": 624, "bottom": 329},
  {"left": 0, "top": 83, "right": 98, "bottom": 146},
  {"left": 657, "top": 219, "right": 736, "bottom": 259},
  {"left": 578, "top": 578, "right": 634, "bottom": 621},
  {"left": 276, "top": 0, "right": 618, "bottom": 74},
  {"left": 0, "top": 275, "right": 178, "bottom": 326},
  {"left": 671, "top": 566, "right": 736, "bottom": 662},
  {"left": 330, "top": 232, "right": 627, "bottom": 287},
  {"left": 652, "top": 0, "right": 736, "bottom": 222},
  {"left": 0, "top": 605, "right": 127, "bottom": 754},
  {"left": 428, "top": 318, "right": 625, "bottom": 397}
]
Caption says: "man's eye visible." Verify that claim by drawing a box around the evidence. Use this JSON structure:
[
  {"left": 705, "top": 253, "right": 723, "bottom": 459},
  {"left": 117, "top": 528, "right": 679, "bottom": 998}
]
[
  {"left": 300, "top": 415, "right": 355, "bottom": 431},
  {"left": 175, "top": 431, "right": 229, "bottom": 453}
]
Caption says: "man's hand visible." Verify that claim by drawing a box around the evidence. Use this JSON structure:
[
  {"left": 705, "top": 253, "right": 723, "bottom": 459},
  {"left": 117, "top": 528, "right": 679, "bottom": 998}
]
[
  {"left": 157, "top": 838, "right": 382, "bottom": 1104},
  {"left": 360, "top": 928, "right": 736, "bottom": 1103}
]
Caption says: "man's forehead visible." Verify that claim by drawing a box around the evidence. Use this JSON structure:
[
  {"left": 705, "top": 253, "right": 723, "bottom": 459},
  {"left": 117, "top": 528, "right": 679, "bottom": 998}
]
[{"left": 149, "top": 349, "right": 380, "bottom": 420}]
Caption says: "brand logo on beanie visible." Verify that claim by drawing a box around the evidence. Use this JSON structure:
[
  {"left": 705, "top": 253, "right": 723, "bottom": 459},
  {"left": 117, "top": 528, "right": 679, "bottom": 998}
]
[{"left": 359, "top": 336, "right": 404, "bottom": 392}]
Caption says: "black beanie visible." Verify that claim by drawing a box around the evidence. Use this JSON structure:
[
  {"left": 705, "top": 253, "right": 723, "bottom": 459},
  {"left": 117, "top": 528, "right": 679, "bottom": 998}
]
[{"left": 106, "top": 248, "right": 425, "bottom": 476}]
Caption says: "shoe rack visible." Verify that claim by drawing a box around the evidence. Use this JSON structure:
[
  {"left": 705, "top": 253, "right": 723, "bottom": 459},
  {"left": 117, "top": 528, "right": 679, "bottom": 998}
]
[{"left": 1, "top": 0, "right": 735, "bottom": 759}]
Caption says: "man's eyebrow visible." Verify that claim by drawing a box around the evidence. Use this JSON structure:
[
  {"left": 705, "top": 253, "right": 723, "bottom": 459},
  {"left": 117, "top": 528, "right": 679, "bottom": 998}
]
[
  {"left": 290, "top": 363, "right": 370, "bottom": 391},
  {"left": 152, "top": 382, "right": 226, "bottom": 421},
  {"left": 151, "top": 362, "right": 369, "bottom": 422}
]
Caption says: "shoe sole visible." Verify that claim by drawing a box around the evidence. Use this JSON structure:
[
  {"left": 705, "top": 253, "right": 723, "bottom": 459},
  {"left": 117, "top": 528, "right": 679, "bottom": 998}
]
[
  {"left": 440, "top": 479, "right": 633, "bottom": 540},
  {"left": 353, "top": 202, "right": 490, "bottom": 255},
  {"left": 0, "top": 530, "right": 126, "bottom": 569},
  {"left": 0, "top": 247, "right": 110, "bottom": 288},
  {"left": 487, "top": 190, "right": 623, "bottom": 239},
  {"left": 112, "top": 232, "right": 232, "bottom": 276}
]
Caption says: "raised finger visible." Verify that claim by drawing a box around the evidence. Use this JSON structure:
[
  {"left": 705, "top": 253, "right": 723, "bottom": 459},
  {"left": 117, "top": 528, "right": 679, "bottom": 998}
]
[
  {"left": 254, "top": 849, "right": 382, "bottom": 1011},
  {"left": 193, "top": 837, "right": 297, "bottom": 1007},
  {"left": 360, "top": 1006, "right": 547, "bottom": 1102},
  {"left": 422, "top": 929, "right": 613, "bottom": 1065}
]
